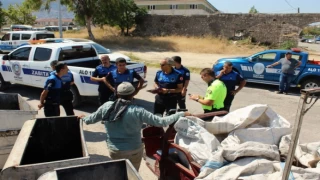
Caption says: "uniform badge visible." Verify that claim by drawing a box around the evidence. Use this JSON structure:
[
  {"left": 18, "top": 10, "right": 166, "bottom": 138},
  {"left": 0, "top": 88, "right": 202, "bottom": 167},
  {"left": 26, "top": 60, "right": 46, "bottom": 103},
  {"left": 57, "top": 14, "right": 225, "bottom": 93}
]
[
  {"left": 186, "top": 73, "right": 190, "bottom": 76},
  {"left": 12, "top": 62, "right": 21, "bottom": 76}
]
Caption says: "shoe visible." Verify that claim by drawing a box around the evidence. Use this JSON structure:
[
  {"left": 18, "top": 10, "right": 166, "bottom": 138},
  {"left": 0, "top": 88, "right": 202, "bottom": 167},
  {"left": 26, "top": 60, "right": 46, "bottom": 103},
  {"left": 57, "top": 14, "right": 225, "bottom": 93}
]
[
  {"left": 283, "top": 92, "right": 288, "bottom": 95},
  {"left": 276, "top": 91, "right": 283, "bottom": 94}
]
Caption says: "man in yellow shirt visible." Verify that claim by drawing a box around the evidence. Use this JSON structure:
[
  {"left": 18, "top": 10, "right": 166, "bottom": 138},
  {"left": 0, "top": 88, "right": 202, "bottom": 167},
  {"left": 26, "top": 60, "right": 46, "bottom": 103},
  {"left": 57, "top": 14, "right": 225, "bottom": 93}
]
[{"left": 189, "top": 68, "right": 227, "bottom": 120}]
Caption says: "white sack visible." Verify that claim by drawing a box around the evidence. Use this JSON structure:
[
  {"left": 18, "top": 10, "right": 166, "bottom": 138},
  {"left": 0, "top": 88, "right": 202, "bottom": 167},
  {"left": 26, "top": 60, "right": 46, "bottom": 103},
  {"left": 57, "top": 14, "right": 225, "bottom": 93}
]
[
  {"left": 205, "top": 104, "right": 290, "bottom": 135},
  {"left": 279, "top": 135, "right": 320, "bottom": 167},
  {"left": 221, "top": 128, "right": 292, "bottom": 147},
  {"left": 222, "top": 141, "right": 280, "bottom": 161},
  {"left": 174, "top": 117, "right": 223, "bottom": 167}
]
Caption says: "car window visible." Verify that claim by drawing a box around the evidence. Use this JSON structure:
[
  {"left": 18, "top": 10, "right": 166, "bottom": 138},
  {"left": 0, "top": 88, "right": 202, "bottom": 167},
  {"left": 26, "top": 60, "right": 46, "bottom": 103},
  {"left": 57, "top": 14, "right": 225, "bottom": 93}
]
[
  {"left": 10, "top": 47, "right": 32, "bottom": 61},
  {"left": 34, "top": 47, "right": 52, "bottom": 61},
  {"left": 1, "top": 33, "right": 10, "bottom": 41},
  {"left": 12, "top": 34, "right": 21, "bottom": 40},
  {"left": 91, "top": 43, "right": 111, "bottom": 54},
  {"left": 21, "top": 34, "right": 32, "bottom": 40},
  {"left": 253, "top": 53, "right": 277, "bottom": 62},
  {"left": 35, "top": 34, "right": 55, "bottom": 40},
  {"left": 58, "top": 47, "right": 96, "bottom": 61}
]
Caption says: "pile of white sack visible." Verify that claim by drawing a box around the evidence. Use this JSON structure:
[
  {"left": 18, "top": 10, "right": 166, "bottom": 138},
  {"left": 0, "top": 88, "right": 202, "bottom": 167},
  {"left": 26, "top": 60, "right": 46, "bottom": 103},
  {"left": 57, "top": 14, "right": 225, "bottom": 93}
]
[{"left": 174, "top": 104, "right": 320, "bottom": 180}]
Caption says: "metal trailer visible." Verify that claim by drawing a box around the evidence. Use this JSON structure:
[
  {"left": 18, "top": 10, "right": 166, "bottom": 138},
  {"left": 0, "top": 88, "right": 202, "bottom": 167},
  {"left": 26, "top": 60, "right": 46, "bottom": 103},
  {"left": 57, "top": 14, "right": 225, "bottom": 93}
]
[
  {"left": 282, "top": 88, "right": 320, "bottom": 180},
  {"left": 0, "top": 93, "right": 38, "bottom": 169},
  {"left": 0, "top": 116, "right": 89, "bottom": 180},
  {"left": 37, "top": 159, "right": 142, "bottom": 180}
]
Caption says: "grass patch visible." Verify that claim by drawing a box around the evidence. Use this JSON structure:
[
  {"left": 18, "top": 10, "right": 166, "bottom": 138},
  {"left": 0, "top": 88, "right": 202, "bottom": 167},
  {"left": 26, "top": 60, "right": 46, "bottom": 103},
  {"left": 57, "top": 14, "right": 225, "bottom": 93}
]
[{"left": 57, "top": 27, "right": 266, "bottom": 55}]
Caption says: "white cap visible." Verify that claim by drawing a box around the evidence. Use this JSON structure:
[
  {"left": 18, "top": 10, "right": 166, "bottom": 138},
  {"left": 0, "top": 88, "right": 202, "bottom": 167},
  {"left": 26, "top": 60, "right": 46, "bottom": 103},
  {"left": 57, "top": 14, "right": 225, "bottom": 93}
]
[{"left": 117, "top": 82, "right": 135, "bottom": 95}]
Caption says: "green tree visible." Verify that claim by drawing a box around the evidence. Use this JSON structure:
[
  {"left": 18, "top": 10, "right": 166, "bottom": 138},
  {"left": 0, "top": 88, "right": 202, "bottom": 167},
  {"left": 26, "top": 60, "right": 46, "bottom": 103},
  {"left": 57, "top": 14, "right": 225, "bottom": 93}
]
[
  {"left": 4, "top": 1, "right": 36, "bottom": 25},
  {"left": 0, "top": 1, "right": 6, "bottom": 29},
  {"left": 25, "top": 0, "right": 114, "bottom": 40},
  {"left": 94, "top": 0, "right": 147, "bottom": 36},
  {"left": 249, "top": 6, "right": 259, "bottom": 14}
]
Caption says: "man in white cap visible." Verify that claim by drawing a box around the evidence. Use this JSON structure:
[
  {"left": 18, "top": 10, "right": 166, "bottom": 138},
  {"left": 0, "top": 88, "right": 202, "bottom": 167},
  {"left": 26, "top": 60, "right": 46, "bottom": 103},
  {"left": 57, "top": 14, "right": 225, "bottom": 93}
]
[{"left": 79, "top": 82, "right": 191, "bottom": 171}]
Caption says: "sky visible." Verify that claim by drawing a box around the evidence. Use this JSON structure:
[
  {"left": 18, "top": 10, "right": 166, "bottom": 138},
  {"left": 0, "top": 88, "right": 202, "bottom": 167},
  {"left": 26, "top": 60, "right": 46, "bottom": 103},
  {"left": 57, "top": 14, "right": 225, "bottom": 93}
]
[{"left": 209, "top": 0, "right": 319, "bottom": 14}]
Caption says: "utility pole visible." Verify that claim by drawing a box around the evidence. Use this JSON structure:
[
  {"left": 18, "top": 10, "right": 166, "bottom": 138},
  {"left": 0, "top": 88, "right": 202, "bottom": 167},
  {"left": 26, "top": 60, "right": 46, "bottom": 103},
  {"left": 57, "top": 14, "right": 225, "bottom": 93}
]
[
  {"left": 58, "top": 0, "right": 63, "bottom": 38},
  {"left": 298, "top": 7, "right": 300, "bottom": 13}
]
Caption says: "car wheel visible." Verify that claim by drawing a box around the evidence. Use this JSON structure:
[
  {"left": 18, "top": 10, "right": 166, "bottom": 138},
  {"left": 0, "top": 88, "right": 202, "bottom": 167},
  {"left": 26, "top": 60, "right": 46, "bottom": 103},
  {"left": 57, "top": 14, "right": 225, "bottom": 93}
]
[
  {"left": 70, "top": 85, "right": 81, "bottom": 108},
  {"left": 301, "top": 79, "right": 320, "bottom": 89}
]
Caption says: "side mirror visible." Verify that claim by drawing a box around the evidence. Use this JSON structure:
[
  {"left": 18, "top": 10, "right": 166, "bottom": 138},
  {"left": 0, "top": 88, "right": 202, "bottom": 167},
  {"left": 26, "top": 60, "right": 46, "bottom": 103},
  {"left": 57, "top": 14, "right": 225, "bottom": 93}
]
[
  {"left": 2, "top": 54, "right": 9, "bottom": 60},
  {"left": 248, "top": 57, "right": 253, "bottom": 62}
]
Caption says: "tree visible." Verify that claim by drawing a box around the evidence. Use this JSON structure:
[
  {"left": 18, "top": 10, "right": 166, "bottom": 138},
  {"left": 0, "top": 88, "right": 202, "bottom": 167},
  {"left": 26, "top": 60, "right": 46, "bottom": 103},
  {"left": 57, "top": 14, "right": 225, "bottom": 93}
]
[
  {"left": 25, "top": 0, "right": 113, "bottom": 40},
  {"left": 4, "top": 1, "right": 36, "bottom": 25},
  {"left": 0, "top": 1, "right": 6, "bottom": 29},
  {"left": 94, "top": 0, "right": 147, "bottom": 36},
  {"left": 249, "top": 6, "right": 259, "bottom": 14}
]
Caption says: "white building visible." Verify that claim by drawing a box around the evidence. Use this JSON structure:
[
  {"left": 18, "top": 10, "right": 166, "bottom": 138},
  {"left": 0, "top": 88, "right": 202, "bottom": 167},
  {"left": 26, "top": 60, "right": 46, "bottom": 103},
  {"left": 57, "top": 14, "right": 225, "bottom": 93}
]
[{"left": 134, "top": 0, "right": 219, "bottom": 15}]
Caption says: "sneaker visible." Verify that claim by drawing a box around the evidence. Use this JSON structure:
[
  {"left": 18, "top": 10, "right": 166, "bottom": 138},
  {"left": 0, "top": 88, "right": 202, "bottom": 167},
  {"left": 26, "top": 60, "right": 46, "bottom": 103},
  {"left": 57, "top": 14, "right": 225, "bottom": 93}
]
[
  {"left": 283, "top": 92, "right": 288, "bottom": 95},
  {"left": 276, "top": 91, "right": 283, "bottom": 94}
]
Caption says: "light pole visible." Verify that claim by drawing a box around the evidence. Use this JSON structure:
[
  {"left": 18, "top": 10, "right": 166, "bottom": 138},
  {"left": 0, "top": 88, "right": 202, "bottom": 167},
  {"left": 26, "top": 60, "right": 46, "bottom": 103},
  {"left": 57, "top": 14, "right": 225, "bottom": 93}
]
[{"left": 58, "top": 0, "right": 63, "bottom": 38}]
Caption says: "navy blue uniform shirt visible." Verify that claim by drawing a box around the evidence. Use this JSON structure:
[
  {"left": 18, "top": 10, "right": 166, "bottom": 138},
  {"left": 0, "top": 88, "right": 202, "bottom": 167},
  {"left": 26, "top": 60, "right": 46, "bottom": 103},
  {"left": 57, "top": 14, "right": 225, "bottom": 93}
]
[
  {"left": 51, "top": 70, "right": 74, "bottom": 90},
  {"left": 174, "top": 65, "right": 190, "bottom": 85},
  {"left": 107, "top": 69, "right": 142, "bottom": 88},
  {"left": 216, "top": 70, "right": 244, "bottom": 92},
  {"left": 154, "top": 68, "right": 183, "bottom": 91},
  {"left": 44, "top": 73, "right": 62, "bottom": 103},
  {"left": 92, "top": 64, "right": 116, "bottom": 92}
]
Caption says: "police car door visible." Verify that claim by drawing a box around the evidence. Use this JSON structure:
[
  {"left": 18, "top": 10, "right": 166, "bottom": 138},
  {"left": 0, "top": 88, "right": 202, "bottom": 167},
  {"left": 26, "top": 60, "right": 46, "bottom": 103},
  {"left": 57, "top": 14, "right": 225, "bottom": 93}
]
[
  {"left": 28, "top": 47, "right": 53, "bottom": 87},
  {"left": 272, "top": 53, "right": 301, "bottom": 82},
  {"left": 6, "top": 47, "right": 32, "bottom": 85},
  {"left": 248, "top": 52, "right": 277, "bottom": 82}
]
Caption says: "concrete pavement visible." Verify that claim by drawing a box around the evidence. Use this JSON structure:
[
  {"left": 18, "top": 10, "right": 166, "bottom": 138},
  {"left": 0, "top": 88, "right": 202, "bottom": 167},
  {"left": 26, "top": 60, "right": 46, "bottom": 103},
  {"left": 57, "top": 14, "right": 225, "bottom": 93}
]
[{"left": 3, "top": 67, "right": 320, "bottom": 179}]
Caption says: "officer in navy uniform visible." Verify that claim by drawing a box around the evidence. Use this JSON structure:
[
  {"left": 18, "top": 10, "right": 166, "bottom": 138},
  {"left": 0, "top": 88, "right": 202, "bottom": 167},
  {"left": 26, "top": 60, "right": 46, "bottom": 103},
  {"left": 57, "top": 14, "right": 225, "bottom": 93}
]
[
  {"left": 173, "top": 56, "right": 190, "bottom": 110},
  {"left": 154, "top": 57, "right": 183, "bottom": 116},
  {"left": 215, "top": 61, "right": 246, "bottom": 112},
  {"left": 50, "top": 60, "right": 75, "bottom": 115},
  {"left": 105, "top": 57, "right": 144, "bottom": 97},
  {"left": 38, "top": 62, "right": 69, "bottom": 117},
  {"left": 90, "top": 55, "right": 116, "bottom": 105}
]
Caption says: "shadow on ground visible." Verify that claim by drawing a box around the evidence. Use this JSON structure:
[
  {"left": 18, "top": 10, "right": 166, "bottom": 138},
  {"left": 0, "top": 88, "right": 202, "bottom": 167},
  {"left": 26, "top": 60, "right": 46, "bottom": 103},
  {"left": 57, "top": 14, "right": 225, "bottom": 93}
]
[
  {"left": 84, "top": 130, "right": 106, "bottom": 142},
  {"left": 245, "top": 82, "right": 301, "bottom": 96},
  {"left": 89, "top": 154, "right": 112, "bottom": 163},
  {"left": 1, "top": 84, "right": 42, "bottom": 101}
]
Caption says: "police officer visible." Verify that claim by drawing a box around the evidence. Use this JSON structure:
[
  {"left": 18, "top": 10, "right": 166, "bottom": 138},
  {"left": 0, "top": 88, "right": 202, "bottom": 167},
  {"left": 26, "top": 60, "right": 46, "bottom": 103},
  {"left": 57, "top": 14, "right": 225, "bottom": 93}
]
[
  {"left": 50, "top": 60, "right": 75, "bottom": 115},
  {"left": 38, "top": 62, "right": 69, "bottom": 117},
  {"left": 215, "top": 61, "right": 246, "bottom": 112},
  {"left": 105, "top": 57, "right": 144, "bottom": 96},
  {"left": 173, "top": 56, "right": 190, "bottom": 109},
  {"left": 90, "top": 55, "right": 116, "bottom": 105},
  {"left": 154, "top": 57, "right": 183, "bottom": 116}
]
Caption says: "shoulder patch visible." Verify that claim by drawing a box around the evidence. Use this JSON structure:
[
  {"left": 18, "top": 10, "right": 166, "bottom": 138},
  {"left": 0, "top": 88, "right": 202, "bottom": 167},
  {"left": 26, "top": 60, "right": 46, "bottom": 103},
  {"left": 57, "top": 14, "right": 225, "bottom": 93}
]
[{"left": 186, "top": 72, "right": 190, "bottom": 76}]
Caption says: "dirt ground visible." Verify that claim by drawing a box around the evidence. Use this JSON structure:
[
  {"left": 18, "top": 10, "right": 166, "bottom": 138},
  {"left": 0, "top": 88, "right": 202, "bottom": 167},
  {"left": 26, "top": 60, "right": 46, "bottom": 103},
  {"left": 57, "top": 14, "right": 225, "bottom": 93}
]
[{"left": 119, "top": 50, "right": 320, "bottom": 69}]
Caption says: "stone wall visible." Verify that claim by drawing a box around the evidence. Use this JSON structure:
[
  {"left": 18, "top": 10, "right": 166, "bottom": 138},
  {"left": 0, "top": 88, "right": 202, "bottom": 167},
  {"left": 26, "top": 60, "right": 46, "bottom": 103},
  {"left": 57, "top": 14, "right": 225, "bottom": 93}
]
[{"left": 134, "top": 13, "right": 320, "bottom": 46}]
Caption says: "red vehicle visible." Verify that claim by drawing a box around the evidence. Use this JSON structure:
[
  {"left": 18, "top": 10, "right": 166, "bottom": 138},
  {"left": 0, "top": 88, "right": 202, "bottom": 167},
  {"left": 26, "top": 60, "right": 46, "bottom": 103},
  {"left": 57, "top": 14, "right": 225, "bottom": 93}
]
[{"left": 142, "top": 111, "right": 228, "bottom": 180}]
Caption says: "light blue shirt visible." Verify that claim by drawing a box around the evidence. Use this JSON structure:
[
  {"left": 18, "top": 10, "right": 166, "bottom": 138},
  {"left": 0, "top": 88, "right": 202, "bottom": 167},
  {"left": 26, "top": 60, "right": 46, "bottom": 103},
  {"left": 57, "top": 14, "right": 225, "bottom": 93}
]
[{"left": 83, "top": 101, "right": 185, "bottom": 151}]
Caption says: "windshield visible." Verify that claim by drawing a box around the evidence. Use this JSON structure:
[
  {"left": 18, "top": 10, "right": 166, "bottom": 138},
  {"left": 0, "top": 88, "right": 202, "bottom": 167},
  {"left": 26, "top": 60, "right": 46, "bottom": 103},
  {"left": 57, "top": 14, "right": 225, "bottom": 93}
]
[{"left": 92, "top": 43, "right": 111, "bottom": 54}]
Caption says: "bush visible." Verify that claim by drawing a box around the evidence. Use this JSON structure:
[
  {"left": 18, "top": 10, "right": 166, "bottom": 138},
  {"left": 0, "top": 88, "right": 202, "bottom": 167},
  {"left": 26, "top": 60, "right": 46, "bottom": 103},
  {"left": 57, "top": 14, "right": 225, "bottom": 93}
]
[{"left": 280, "top": 40, "right": 296, "bottom": 49}]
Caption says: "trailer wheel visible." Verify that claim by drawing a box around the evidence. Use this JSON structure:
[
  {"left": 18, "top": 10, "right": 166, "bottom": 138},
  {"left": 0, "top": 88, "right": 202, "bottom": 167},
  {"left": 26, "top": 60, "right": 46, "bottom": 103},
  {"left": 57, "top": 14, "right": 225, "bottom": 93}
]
[
  {"left": 301, "top": 79, "right": 320, "bottom": 89},
  {"left": 0, "top": 74, "right": 9, "bottom": 91},
  {"left": 70, "top": 85, "right": 81, "bottom": 108}
]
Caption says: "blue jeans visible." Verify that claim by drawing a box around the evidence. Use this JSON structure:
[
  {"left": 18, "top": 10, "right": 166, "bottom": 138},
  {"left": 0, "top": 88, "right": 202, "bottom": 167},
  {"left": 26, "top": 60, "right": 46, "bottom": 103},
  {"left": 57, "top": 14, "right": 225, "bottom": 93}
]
[{"left": 279, "top": 73, "right": 294, "bottom": 92}]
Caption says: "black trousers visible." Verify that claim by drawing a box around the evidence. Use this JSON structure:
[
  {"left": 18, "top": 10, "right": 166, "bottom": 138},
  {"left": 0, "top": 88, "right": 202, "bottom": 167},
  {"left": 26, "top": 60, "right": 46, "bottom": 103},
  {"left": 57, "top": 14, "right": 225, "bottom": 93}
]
[
  {"left": 223, "top": 93, "right": 235, "bottom": 112},
  {"left": 98, "top": 91, "right": 113, "bottom": 106},
  {"left": 44, "top": 103, "right": 60, "bottom": 117},
  {"left": 176, "top": 93, "right": 186, "bottom": 109},
  {"left": 154, "top": 94, "right": 178, "bottom": 116},
  {"left": 61, "top": 90, "right": 74, "bottom": 116}
]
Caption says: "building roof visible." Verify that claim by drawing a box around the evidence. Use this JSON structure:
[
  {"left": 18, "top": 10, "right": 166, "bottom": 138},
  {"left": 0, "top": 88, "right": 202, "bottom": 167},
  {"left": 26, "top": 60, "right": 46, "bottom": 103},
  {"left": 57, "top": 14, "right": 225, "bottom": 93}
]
[{"left": 36, "top": 18, "right": 73, "bottom": 22}]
